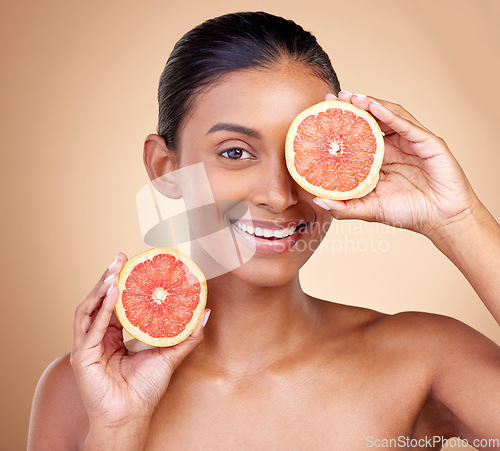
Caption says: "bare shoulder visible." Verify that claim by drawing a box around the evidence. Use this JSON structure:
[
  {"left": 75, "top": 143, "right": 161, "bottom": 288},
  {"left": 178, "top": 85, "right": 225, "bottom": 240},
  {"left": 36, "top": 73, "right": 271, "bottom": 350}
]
[
  {"left": 28, "top": 353, "right": 88, "bottom": 450},
  {"left": 319, "top": 302, "right": 500, "bottom": 438},
  {"left": 349, "top": 308, "right": 500, "bottom": 367},
  {"left": 380, "top": 311, "right": 500, "bottom": 439},
  {"left": 369, "top": 310, "right": 499, "bottom": 353},
  {"left": 314, "top": 298, "right": 388, "bottom": 336},
  {"left": 317, "top": 300, "right": 500, "bottom": 367}
]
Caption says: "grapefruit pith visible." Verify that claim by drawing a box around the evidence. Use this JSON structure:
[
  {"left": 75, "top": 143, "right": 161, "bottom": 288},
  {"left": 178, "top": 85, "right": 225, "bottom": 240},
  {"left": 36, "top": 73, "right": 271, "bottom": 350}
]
[
  {"left": 285, "top": 100, "right": 385, "bottom": 200},
  {"left": 115, "top": 247, "right": 207, "bottom": 347}
]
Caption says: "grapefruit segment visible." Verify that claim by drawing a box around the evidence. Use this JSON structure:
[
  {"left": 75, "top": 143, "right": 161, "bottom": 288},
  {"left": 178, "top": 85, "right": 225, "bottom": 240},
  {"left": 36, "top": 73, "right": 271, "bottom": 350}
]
[
  {"left": 115, "top": 247, "right": 207, "bottom": 347},
  {"left": 285, "top": 100, "right": 384, "bottom": 200}
]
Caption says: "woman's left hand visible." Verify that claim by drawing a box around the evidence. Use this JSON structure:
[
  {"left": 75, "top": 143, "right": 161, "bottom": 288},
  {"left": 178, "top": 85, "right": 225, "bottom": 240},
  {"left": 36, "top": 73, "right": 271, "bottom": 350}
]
[{"left": 316, "top": 92, "right": 481, "bottom": 241}]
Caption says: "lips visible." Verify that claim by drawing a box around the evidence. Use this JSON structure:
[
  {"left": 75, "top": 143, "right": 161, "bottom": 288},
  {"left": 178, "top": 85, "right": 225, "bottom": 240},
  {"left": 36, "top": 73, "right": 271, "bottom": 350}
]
[
  {"left": 233, "top": 220, "right": 306, "bottom": 239},
  {"left": 230, "top": 219, "right": 308, "bottom": 254}
]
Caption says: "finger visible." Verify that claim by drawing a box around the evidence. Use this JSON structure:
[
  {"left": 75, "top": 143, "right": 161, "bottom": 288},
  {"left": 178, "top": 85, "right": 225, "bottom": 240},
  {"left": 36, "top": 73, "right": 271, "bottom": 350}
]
[
  {"left": 108, "top": 308, "right": 124, "bottom": 331},
  {"left": 81, "top": 282, "right": 120, "bottom": 351},
  {"left": 359, "top": 95, "right": 430, "bottom": 132},
  {"left": 314, "top": 195, "right": 384, "bottom": 223},
  {"left": 337, "top": 91, "right": 395, "bottom": 134},
  {"left": 88, "top": 252, "right": 128, "bottom": 299},
  {"left": 72, "top": 254, "right": 124, "bottom": 353},
  {"left": 368, "top": 101, "right": 440, "bottom": 155},
  {"left": 325, "top": 93, "right": 338, "bottom": 101},
  {"left": 72, "top": 277, "right": 117, "bottom": 354},
  {"left": 75, "top": 252, "right": 126, "bottom": 326},
  {"left": 73, "top": 295, "right": 107, "bottom": 355},
  {"left": 338, "top": 91, "right": 430, "bottom": 134},
  {"left": 337, "top": 90, "right": 354, "bottom": 102},
  {"left": 156, "top": 309, "right": 211, "bottom": 373}
]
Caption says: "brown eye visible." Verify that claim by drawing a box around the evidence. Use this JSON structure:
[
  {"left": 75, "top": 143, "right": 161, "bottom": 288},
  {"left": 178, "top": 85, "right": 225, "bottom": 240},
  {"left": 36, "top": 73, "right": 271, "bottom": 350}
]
[{"left": 221, "top": 148, "right": 252, "bottom": 160}]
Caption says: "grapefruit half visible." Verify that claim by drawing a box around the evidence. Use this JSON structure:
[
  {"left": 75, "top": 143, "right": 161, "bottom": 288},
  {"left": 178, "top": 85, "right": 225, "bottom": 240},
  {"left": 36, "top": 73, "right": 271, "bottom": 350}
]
[
  {"left": 115, "top": 247, "right": 207, "bottom": 347},
  {"left": 285, "top": 100, "right": 385, "bottom": 200}
]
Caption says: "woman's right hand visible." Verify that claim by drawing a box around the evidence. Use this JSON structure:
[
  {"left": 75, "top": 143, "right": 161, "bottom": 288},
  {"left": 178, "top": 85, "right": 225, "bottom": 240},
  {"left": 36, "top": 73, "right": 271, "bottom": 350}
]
[{"left": 70, "top": 252, "right": 209, "bottom": 447}]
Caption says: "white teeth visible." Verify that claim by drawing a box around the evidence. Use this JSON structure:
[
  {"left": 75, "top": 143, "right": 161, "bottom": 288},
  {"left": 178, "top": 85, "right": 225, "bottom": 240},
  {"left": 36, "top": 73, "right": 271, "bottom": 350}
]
[
  {"left": 273, "top": 229, "right": 286, "bottom": 238},
  {"left": 275, "top": 228, "right": 285, "bottom": 238},
  {"left": 234, "top": 222, "right": 304, "bottom": 239}
]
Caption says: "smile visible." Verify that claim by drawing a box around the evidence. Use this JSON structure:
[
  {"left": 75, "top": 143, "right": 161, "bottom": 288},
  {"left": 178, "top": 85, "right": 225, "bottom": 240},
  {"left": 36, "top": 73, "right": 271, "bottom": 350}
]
[
  {"left": 232, "top": 221, "right": 307, "bottom": 240},
  {"left": 229, "top": 219, "right": 308, "bottom": 255}
]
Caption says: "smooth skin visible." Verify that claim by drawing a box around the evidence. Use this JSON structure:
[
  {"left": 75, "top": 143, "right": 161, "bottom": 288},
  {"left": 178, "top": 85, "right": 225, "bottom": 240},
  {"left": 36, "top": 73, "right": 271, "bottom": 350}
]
[{"left": 28, "top": 65, "right": 500, "bottom": 450}]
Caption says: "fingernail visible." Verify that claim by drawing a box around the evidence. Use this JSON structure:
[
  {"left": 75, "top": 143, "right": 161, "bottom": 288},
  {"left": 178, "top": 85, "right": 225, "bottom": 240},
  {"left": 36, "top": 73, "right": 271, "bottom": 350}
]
[
  {"left": 353, "top": 93, "right": 367, "bottom": 98},
  {"left": 203, "top": 309, "right": 211, "bottom": 327},
  {"left": 339, "top": 90, "right": 353, "bottom": 96},
  {"left": 108, "top": 254, "right": 119, "bottom": 269},
  {"left": 371, "top": 100, "right": 383, "bottom": 107},
  {"left": 106, "top": 283, "right": 114, "bottom": 296},
  {"left": 313, "top": 198, "right": 331, "bottom": 210},
  {"left": 104, "top": 272, "right": 116, "bottom": 283},
  {"left": 325, "top": 93, "right": 338, "bottom": 100}
]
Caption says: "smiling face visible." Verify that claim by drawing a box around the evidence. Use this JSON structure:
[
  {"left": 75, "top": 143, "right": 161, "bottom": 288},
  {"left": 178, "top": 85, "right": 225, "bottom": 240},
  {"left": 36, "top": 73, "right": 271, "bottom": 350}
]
[{"left": 170, "top": 64, "right": 334, "bottom": 287}]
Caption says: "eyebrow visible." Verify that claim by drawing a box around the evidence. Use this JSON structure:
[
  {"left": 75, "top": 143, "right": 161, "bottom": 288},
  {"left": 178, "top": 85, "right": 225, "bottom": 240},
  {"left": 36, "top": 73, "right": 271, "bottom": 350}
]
[{"left": 206, "top": 122, "right": 262, "bottom": 139}]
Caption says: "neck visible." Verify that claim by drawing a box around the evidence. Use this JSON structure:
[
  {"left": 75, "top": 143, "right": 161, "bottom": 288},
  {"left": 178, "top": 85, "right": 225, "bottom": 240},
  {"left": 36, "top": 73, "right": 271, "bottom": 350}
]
[{"left": 197, "top": 272, "right": 319, "bottom": 375}]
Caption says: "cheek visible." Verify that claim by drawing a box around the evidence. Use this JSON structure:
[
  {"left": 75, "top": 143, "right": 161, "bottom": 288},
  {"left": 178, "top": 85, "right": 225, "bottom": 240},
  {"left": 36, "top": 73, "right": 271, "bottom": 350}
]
[
  {"left": 207, "top": 169, "right": 254, "bottom": 202},
  {"left": 312, "top": 209, "right": 333, "bottom": 239},
  {"left": 175, "top": 162, "right": 216, "bottom": 210}
]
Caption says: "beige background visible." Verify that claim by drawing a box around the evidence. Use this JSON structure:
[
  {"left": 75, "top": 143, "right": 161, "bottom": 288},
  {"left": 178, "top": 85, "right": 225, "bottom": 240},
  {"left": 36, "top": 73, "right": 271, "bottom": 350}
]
[{"left": 1, "top": 0, "right": 499, "bottom": 449}]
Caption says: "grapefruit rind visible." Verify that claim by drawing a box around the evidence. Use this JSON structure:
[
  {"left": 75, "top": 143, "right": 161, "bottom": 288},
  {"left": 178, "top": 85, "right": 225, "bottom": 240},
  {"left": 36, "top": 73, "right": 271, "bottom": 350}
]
[
  {"left": 115, "top": 247, "right": 207, "bottom": 347},
  {"left": 285, "top": 100, "right": 385, "bottom": 200}
]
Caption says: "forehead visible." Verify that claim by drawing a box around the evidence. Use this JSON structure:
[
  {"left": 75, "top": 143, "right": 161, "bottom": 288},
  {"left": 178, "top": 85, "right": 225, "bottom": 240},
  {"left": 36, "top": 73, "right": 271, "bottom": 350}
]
[{"left": 178, "top": 65, "right": 332, "bottom": 145}]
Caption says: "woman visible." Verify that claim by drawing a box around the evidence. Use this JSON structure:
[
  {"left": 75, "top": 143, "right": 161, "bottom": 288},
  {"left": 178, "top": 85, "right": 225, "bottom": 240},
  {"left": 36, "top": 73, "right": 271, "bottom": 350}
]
[{"left": 28, "top": 11, "right": 500, "bottom": 450}]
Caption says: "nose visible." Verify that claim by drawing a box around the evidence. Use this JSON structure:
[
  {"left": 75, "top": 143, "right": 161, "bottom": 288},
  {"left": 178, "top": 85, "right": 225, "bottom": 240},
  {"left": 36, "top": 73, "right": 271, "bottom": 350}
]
[{"left": 250, "top": 154, "right": 299, "bottom": 213}]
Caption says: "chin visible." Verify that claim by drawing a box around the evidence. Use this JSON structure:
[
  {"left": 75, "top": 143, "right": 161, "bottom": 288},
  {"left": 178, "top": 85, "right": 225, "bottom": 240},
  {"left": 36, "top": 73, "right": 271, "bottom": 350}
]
[
  {"left": 190, "top": 219, "right": 325, "bottom": 287},
  {"left": 229, "top": 249, "right": 315, "bottom": 288}
]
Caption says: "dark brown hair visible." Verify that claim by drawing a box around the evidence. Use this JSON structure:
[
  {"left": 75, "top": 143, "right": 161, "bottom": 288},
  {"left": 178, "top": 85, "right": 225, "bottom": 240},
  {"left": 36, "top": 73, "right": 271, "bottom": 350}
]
[{"left": 157, "top": 11, "right": 341, "bottom": 149}]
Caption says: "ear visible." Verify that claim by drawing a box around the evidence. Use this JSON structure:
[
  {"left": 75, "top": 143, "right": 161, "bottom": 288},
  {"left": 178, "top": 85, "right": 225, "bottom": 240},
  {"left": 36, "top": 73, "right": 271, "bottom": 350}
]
[{"left": 143, "top": 134, "right": 182, "bottom": 199}]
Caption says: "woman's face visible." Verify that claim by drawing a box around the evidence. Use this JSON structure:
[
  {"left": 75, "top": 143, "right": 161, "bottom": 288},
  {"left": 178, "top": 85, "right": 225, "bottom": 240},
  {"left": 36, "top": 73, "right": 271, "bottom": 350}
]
[{"left": 174, "top": 64, "right": 333, "bottom": 286}]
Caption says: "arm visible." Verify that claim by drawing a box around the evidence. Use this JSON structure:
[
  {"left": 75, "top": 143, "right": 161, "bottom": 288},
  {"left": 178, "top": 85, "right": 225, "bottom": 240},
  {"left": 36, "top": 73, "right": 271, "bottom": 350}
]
[
  {"left": 428, "top": 202, "right": 500, "bottom": 322},
  {"left": 28, "top": 354, "right": 151, "bottom": 450},
  {"left": 316, "top": 93, "right": 500, "bottom": 443},
  {"left": 317, "top": 91, "right": 500, "bottom": 323},
  {"left": 28, "top": 354, "right": 88, "bottom": 450},
  {"left": 420, "top": 314, "right": 500, "bottom": 446},
  {"left": 28, "top": 253, "right": 209, "bottom": 450}
]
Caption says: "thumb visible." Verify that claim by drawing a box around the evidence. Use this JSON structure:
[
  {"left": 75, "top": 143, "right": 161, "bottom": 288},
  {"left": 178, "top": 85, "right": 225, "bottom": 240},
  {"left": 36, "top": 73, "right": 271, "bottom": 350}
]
[
  {"left": 313, "top": 197, "right": 382, "bottom": 222},
  {"left": 158, "top": 308, "right": 211, "bottom": 372}
]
